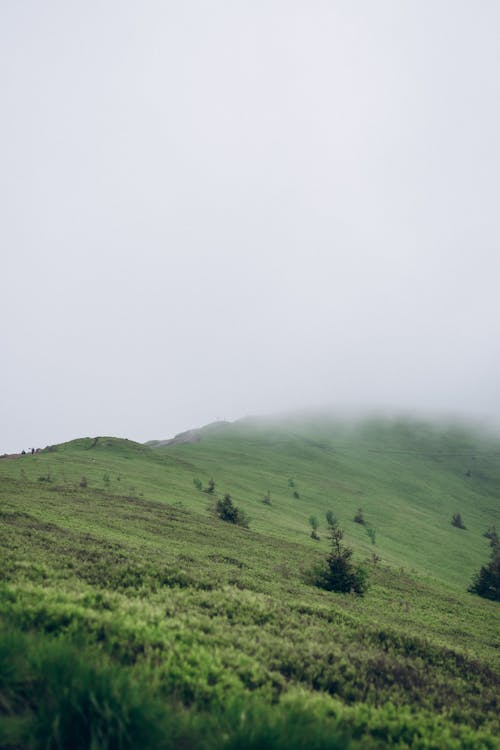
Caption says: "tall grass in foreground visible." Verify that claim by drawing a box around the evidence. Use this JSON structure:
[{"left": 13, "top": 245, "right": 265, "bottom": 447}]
[
  {"left": 0, "top": 627, "right": 166, "bottom": 750},
  {"left": 0, "top": 625, "right": 349, "bottom": 750},
  {"left": 1, "top": 625, "right": 498, "bottom": 750}
]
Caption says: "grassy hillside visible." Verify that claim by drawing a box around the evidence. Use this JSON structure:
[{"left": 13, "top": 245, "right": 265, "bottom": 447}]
[
  {"left": 159, "top": 415, "right": 500, "bottom": 589},
  {"left": 0, "top": 415, "right": 499, "bottom": 748}
]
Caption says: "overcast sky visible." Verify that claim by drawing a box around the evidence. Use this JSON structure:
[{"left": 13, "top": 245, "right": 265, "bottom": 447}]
[{"left": 1, "top": 1, "right": 500, "bottom": 452}]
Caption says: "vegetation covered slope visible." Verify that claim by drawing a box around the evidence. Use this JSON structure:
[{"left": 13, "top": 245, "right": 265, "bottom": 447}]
[
  {"left": 0, "top": 416, "right": 499, "bottom": 748},
  {"left": 158, "top": 415, "right": 500, "bottom": 589}
]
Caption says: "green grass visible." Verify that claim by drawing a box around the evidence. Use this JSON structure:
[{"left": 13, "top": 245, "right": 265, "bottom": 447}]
[{"left": 0, "top": 415, "right": 499, "bottom": 748}]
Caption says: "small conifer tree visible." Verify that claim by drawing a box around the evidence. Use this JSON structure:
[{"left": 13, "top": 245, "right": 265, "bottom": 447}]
[
  {"left": 315, "top": 518, "right": 368, "bottom": 595},
  {"left": 451, "top": 513, "right": 466, "bottom": 529},
  {"left": 215, "top": 494, "right": 249, "bottom": 527},
  {"left": 469, "top": 545, "right": 500, "bottom": 601}
]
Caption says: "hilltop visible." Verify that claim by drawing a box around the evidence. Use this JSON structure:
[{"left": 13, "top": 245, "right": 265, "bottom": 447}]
[{"left": 0, "top": 413, "right": 499, "bottom": 748}]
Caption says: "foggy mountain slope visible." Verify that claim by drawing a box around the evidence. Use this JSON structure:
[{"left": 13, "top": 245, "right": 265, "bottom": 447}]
[
  {"left": 1, "top": 414, "right": 498, "bottom": 591},
  {"left": 153, "top": 414, "right": 500, "bottom": 589},
  {"left": 3, "top": 1, "right": 500, "bottom": 743},
  {"left": 1, "top": 413, "right": 499, "bottom": 748}
]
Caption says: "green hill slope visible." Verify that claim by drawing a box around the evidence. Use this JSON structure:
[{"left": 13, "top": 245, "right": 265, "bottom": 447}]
[
  {"left": 0, "top": 415, "right": 499, "bottom": 749},
  {"left": 160, "top": 414, "right": 500, "bottom": 589}
]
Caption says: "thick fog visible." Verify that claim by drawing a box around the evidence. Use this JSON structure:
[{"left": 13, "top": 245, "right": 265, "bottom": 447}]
[{"left": 1, "top": 1, "right": 500, "bottom": 452}]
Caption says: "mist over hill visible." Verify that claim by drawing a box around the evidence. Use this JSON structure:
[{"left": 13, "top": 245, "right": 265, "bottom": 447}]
[
  {"left": 3, "top": 1, "right": 500, "bottom": 744},
  {"left": 4, "top": 411, "right": 499, "bottom": 590},
  {"left": 1, "top": 411, "right": 499, "bottom": 748}
]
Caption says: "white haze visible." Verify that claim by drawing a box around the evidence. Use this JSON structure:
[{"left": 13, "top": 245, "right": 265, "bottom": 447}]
[{"left": 1, "top": 1, "right": 500, "bottom": 452}]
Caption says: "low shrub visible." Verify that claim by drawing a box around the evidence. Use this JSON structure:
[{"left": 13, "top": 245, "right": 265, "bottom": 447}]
[
  {"left": 451, "top": 513, "right": 466, "bottom": 530},
  {"left": 325, "top": 511, "right": 336, "bottom": 526},
  {"left": 353, "top": 508, "right": 365, "bottom": 525},
  {"left": 366, "top": 527, "right": 376, "bottom": 545},
  {"left": 215, "top": 494, "right": 249, "bottom": 528}
]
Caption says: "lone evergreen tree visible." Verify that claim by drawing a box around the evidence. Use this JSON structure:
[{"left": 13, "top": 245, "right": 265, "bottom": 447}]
[
  {"left": 215, "top": 494, "right": 249, "bottom": 527},
  {"left": 451, "top": 513, "right": 466, "bottom": 529},
  {"left": 315, "top": 519, "right": 368, "bottom": 595},
  {"left": 469, "top": 545, "right": 500, "bottom": 602}
]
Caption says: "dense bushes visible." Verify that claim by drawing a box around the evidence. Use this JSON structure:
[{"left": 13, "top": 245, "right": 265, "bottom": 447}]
[
  {"left": 2, "top": 466, "right": 499, "bottom": 748},
  {"left": 1, "top": 624, "right": 497, "bottom": 750}
]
